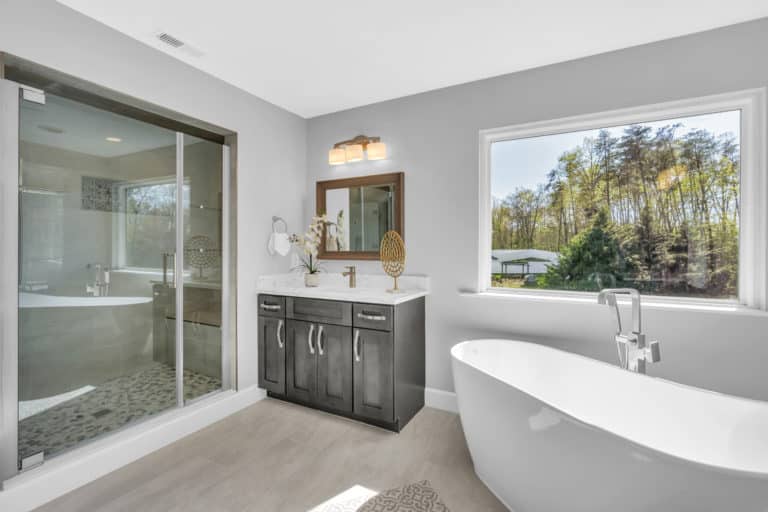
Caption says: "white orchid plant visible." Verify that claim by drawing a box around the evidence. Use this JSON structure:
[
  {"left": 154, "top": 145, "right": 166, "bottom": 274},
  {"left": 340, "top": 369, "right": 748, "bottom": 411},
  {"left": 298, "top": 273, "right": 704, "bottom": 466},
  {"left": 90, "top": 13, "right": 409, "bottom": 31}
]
[{"left": 290, "top": 214, "right": 327, "bottom": 274}]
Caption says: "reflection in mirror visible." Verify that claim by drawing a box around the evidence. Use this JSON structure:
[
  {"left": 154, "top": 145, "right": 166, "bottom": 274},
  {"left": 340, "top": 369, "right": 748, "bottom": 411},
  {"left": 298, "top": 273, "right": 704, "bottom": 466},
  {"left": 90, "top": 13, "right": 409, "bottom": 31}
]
[
  {"left": 316, "top": 172, "right": 403, "bottom": 260},
  {"left": 325, "top": 184, "right": 395, "bottom": 252}
]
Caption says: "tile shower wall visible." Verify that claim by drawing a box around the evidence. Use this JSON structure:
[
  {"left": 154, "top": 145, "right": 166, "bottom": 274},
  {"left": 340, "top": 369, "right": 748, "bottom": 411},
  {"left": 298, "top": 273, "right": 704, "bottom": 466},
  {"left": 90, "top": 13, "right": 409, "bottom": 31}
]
[{"left": 20, "top": 141, "right": 113, "bottom": 297}]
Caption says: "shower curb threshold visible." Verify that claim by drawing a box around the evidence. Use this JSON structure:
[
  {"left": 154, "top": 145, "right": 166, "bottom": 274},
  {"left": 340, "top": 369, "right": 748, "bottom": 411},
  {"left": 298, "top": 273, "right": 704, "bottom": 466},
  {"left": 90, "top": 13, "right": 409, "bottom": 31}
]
[{"left": 0, "top": 385, "right": 266, "bottom": 512}]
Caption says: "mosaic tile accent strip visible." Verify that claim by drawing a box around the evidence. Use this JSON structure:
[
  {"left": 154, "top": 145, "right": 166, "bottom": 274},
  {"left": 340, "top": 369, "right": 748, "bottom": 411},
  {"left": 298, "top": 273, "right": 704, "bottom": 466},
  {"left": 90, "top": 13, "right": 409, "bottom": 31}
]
[
  {"left": 81, "top": 175, "right": 118, "bottom": 212},
  {"left": 19, "top": 362, "right": 221, "bottom": 460}
]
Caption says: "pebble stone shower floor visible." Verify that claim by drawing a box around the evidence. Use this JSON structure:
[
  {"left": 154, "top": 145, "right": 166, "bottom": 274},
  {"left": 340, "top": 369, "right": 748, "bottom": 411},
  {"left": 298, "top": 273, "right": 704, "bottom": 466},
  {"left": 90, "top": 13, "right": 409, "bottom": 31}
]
[{"left": 19, "top": 362, "right": 221, "bottom": 460}]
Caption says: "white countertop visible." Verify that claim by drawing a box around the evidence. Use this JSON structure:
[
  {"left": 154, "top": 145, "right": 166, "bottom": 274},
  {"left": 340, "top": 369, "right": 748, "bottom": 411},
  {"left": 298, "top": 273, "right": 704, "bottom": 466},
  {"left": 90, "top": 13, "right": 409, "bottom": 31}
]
[{"left": 256, "top": 273, "right": 429, "bottom": 305}]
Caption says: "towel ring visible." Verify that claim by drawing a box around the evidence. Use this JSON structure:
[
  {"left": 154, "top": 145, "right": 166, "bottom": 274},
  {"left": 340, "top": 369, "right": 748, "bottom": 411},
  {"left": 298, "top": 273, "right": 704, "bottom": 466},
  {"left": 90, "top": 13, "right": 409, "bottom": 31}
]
[{"left": 272, "top": 216, "right": 288, "bottom": 233}]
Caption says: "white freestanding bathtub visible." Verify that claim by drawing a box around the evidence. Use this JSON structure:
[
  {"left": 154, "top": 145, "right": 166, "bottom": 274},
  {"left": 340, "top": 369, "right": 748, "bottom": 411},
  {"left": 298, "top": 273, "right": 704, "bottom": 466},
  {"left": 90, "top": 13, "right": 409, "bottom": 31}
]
[
  {"left": 19, "top": 292, "right": 154, "bottom": 399},
  {"left": 451, "top": 339, "right": 768, "bottom": 512}
]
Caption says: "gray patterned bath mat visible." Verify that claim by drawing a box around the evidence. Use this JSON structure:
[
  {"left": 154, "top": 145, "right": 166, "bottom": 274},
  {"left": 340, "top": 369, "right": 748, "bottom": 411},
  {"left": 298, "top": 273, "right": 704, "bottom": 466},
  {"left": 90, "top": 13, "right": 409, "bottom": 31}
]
[{"left": 358, "top": 481, "right": 450, "bottom": 512}]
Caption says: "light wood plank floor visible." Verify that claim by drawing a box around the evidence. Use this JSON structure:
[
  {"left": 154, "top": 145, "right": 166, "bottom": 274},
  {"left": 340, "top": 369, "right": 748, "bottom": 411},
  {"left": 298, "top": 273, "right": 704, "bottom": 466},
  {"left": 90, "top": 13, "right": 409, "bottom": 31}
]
[{"left": 35, "top": 398, "right": 507, "bottom": 511}]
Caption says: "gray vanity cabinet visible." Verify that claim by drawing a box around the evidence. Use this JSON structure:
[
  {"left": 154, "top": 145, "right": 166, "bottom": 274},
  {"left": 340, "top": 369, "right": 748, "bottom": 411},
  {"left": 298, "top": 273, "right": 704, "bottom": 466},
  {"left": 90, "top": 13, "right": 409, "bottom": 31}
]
[
  {"left": 286, "top": 319, "right": 317, "bottom": 403},
  {"left": 353, "top": 328, "right": 394, "bottom": 422},
  {"left": 258, "top": 293, "right": 424, "bottom": 432},
  {"left": 315, "top": 323, "right": 354, "bottom": 412},
  {"left": 286, "top": 320, "right": 354, "bottom": 413},
  {"left": 257, "top": 316, "right": 285, "bottom": 395}
]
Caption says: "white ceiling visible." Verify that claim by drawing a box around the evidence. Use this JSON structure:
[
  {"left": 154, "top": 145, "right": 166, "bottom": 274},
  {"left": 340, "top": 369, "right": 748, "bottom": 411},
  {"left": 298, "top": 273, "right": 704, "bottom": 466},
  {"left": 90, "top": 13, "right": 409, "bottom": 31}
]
[{"left": 56, "top": 1, "right": 768, "bottom": 118}]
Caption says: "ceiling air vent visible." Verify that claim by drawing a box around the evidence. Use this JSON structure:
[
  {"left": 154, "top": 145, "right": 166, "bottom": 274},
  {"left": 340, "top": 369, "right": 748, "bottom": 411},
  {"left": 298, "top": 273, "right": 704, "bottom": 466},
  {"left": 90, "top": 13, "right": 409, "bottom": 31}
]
[
  {"left": 156, "top": 32, "right": 184, "bottom": 48},
  {"left": 155, "top": 32, "right": 204, "bottom": 58}
]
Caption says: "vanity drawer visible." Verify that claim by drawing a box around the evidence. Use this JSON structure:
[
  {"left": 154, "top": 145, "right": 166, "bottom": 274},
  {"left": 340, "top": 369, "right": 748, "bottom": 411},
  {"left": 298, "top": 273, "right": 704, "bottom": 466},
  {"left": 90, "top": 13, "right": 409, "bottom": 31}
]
[
  {"left": 258, "top": 295, "right": 286, "bottom": 318},
  {"left": 287, "top": 297, "right": 352, "bottom": 326},
  {"left": 353, "top": 303, "right": 393, "bottom": 332}
]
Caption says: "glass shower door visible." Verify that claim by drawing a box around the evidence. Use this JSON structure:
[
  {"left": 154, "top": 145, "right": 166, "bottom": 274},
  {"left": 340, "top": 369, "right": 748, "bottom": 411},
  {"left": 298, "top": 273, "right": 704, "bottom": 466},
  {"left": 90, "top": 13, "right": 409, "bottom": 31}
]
[
  {"left": 17, "top": 91, "right": 180, "bottom": 464},
  {"left": 181, "top": 134, "right": 225, "bottom": 401}
]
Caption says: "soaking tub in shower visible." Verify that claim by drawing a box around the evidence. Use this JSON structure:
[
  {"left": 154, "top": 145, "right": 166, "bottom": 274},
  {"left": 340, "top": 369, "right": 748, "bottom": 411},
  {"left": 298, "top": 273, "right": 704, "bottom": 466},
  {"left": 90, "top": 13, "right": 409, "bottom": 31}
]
[
  {"left": 19, "top": 292, "right": 154, "bottom": 400},
  {"left": 451, "top": 339, "right": 768, "bottom": 512}
]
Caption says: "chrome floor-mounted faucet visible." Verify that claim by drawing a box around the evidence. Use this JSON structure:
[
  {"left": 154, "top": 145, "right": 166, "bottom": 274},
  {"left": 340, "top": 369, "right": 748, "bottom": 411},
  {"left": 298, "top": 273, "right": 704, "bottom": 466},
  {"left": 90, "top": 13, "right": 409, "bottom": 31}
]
[
  {"left": 597, "top": 288, "right": 660, "bottom": 373},
  {"left": 86, "top": 263, "right": 110, "bottom": 297}
]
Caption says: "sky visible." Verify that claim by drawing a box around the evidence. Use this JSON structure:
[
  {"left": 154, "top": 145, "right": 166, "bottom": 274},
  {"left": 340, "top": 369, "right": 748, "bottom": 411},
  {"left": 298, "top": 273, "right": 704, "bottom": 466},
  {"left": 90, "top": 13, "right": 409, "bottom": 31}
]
[{"left": 491, "top": 110, "right": 741, "bottom": 201}]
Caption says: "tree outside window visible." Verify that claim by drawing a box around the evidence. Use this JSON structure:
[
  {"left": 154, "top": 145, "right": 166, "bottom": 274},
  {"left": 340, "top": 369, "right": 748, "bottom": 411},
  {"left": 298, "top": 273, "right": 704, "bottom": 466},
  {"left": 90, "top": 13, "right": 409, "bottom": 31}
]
[{"left": 490, "top": 111, "right": 740, "bottom": 298}]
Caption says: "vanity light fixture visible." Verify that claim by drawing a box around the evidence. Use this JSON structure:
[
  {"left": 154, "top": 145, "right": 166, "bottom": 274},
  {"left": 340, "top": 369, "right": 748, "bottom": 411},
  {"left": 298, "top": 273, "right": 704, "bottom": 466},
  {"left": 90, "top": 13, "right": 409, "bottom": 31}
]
[
  {"left": 366, "top": 141, "right": 387, "bottom": 160},
  {"left": 345, "top": 144, "right": 364, "bottom": 162},
  {"left": 328, "top": 135, "right": 387, "bottom": 165},
  {"left": 329, "top": 147, "right": 346, "bottom": 165}
]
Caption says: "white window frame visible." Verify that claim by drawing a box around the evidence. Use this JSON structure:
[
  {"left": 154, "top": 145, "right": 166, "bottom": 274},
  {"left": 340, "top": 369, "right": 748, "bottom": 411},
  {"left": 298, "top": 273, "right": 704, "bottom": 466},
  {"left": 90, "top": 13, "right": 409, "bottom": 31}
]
[
  {"left": 478, "top": 88, "right": 767, "bottom": 309},
  {"left": 113, "top": 175, "right": 189, "bottom": 271}
]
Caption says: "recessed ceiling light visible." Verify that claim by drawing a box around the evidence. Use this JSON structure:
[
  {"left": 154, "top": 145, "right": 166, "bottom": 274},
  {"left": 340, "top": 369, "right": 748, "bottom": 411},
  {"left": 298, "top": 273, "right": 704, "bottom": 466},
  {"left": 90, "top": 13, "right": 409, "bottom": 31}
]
[{"left": 106, "top": 137, "right": 122, "bottom": 143}]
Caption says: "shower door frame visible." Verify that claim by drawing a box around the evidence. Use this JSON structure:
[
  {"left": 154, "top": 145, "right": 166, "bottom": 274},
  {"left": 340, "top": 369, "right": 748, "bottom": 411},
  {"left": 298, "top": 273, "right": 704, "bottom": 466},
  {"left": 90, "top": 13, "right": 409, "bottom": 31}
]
[
  {"left": 0, "top": 63, "right": 238, "bottom": 484},
  {"left": 0, "top": 78, "right": 20, "bottom": 486}
]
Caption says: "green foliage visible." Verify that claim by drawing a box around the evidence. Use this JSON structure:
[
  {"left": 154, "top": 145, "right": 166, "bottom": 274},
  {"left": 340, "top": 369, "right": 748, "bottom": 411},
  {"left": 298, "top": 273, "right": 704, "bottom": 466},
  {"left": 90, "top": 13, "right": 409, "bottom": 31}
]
[
  {"left": 539, "top": 210, "right": 626, "bottom": 291},
  {"left": 492, "top": 121, "right": 740, "bottom": 298}
]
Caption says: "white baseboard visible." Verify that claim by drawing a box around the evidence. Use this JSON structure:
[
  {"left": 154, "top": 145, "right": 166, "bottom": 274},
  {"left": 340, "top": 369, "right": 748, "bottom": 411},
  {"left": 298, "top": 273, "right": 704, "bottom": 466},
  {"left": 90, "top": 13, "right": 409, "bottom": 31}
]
[
  {"left": 424, "top": 387, "right": 458, "bottom": 413},
  {"left": 0, "top": 386, "right": 266, "bottom": 512}
]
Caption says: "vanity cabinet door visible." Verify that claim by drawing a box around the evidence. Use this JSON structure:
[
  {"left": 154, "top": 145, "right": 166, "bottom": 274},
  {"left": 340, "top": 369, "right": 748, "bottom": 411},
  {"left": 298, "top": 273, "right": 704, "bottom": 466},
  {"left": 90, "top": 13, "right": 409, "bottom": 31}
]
[
  {"left": 286, "top": 320, "right": 317, "bottom": 404},
  {"left": 258, "top": 317, "right": 285, "bottom": 395},
  {"left": 353, "top": 328, "right": 394, "bottom": 423},
  {"left": 316, "top": 323, "right": 353, "bottom": 413}
]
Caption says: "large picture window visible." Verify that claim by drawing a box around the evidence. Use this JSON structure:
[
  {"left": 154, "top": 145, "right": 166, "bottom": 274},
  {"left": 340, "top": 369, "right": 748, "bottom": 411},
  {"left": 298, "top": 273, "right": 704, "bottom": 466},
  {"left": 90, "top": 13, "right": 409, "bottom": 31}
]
[
  {"left": 117, "top": 178, "right": 190, "bottom": 269},
  {"left": 479, "top": 90, "right": 766, "bottom": 306}
]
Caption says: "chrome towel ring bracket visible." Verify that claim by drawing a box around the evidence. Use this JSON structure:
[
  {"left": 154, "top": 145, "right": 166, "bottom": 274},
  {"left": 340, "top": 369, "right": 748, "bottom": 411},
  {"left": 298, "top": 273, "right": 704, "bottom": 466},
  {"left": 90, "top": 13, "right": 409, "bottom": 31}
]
[{"left": 272, "top": 216, "right": 288, "bottom": 233}]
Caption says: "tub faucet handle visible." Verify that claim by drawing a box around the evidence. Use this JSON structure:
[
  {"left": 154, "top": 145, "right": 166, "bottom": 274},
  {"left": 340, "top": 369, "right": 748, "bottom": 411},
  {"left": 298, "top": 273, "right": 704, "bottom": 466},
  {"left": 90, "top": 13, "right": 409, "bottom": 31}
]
[{"left": 647, "top": 340, "right": 661, "bottom": 363}]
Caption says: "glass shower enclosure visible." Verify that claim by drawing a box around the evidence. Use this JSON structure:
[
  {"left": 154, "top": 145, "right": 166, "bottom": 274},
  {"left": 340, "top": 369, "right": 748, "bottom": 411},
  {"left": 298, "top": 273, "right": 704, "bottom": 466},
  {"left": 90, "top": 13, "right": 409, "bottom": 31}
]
[{"left": 0, "top": 75, "right": 234, "bottom": 482}]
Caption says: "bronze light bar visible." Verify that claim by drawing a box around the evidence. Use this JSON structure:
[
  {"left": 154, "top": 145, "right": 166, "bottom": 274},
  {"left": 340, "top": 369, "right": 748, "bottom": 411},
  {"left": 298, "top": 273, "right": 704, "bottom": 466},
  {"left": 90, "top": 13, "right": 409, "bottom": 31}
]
[{"left": 329, "top": 134, "right": 387, "bottom": 165}]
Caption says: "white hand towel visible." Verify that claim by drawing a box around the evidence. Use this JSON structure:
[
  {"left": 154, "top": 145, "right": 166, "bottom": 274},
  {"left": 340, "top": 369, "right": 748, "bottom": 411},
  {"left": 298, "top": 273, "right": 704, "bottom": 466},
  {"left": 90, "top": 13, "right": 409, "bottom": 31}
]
[{"left": 273, "top": 233, "right": 291, "bottom": 256}]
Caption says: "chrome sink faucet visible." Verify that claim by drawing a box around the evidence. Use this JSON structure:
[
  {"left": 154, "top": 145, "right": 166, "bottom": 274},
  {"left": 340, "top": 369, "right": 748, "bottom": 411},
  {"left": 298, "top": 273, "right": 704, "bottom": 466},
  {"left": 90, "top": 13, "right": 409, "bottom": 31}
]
[
  {"left": 342, "top": 265, "right": 356, "bottom": 288},
  {"left": 597, "top": 288, "right": 660, "bottom": 374}
]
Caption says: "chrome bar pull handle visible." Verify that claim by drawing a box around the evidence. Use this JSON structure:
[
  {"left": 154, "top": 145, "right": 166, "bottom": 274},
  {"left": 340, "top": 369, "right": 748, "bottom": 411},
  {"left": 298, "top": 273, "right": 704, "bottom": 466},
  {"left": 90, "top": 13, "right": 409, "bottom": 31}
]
[
  {"left": 260, "top": 303, "right": 281, "bottom": 311},
  {"left": 354, "top": 329, "right": 361, "bottom": 362},
  {"left": 276, "top": 319, "right": 284, "bottom": 349},
  {"left": 308, "top": 324, "right": 315, "bottom": 355},
  {"left": 317, "top": 325, "right": 324, "bottom": 355},
  {"left": 357, "top": 312, "right": 386, "bottom": 321}
]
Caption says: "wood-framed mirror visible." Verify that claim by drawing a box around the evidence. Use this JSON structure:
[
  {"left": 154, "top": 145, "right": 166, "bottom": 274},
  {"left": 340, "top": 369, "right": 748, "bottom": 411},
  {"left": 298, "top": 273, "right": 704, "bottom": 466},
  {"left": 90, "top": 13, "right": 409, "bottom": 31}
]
[{"left": 316, "top": 172, "right": 404, "bottom": 260}]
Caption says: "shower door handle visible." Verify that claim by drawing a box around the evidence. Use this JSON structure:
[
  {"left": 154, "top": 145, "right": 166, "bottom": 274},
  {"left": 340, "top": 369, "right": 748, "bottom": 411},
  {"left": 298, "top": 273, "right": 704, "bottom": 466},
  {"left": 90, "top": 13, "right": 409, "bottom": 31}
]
[
  {"left": 308, "top": 324, "right": 315, "bottom": 355},
  {"left": 276, "top": 320, "right": 284, "bottom": 348}
]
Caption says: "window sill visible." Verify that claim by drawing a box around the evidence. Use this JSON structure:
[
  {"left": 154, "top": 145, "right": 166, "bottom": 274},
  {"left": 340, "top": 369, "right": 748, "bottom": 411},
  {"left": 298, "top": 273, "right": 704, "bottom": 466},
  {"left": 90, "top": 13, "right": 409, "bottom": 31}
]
[{"left": 460, "top": 289, "right": 768, "bottom": 317}]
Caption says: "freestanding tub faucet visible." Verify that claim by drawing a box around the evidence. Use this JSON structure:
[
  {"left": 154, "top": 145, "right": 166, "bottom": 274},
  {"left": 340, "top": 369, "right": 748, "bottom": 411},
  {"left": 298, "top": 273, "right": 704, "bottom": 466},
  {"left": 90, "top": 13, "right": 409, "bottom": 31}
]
[
  {"left": 86, "top": 263, "right": 110, "bottom": 297},
  {"left": 597, "top": 288, "right": 660, "bottom": 373}
]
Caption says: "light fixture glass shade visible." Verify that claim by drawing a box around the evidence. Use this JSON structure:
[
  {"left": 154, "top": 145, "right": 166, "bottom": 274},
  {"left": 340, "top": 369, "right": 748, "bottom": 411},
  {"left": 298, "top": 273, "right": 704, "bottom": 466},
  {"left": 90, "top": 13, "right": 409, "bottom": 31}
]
[
  {"left": 345, "top": 144, "right": 364, "bottom": 162},
  {"left": 329, "top": 147, "right": 346, "bottom": 165},
  {"left": 366, "top": 141, "right": 387, "bottom": 160}
]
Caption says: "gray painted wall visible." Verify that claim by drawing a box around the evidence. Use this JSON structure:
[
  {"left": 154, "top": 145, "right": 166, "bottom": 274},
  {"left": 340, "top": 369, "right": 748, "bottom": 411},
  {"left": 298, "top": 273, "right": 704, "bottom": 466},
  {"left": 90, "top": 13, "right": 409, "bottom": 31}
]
[
  {"left": 307, "top": 18, "right": 768, "bottom": 400},
  {"left": 1, "top": 0, "right": 308, "bottom": 390}
]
